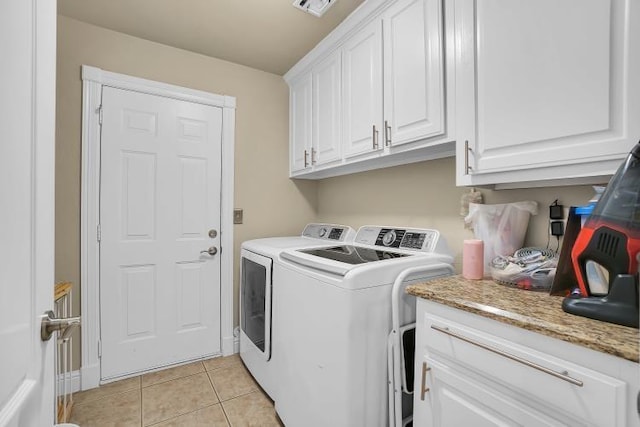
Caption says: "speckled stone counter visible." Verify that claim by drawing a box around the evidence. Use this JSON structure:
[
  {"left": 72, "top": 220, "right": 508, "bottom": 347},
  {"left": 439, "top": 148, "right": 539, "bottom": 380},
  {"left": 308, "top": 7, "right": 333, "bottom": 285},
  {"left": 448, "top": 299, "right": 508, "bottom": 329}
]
[{"left": 407, "top": 276, "right": 639, "bottom": 363}]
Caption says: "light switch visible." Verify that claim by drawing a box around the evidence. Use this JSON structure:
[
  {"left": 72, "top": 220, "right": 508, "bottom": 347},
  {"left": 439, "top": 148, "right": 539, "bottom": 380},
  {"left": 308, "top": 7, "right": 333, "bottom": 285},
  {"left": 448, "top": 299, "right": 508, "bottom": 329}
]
[{"left": 234, "top": 208, "right": 243, "bottom": 224}]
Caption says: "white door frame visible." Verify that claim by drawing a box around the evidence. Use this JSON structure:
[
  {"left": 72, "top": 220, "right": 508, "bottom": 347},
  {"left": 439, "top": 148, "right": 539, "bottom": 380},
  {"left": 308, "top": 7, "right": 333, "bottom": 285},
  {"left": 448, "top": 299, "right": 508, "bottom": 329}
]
[{"left": 80, "top": 65, "right": 236, "bottom": 390}]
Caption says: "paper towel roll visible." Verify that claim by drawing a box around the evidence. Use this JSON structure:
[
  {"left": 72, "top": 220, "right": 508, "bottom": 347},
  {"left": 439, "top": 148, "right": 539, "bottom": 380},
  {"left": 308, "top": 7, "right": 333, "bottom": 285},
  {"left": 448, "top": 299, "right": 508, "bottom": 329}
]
[{"left": 463, "top": 239, "right": 484, "bottom": 280}]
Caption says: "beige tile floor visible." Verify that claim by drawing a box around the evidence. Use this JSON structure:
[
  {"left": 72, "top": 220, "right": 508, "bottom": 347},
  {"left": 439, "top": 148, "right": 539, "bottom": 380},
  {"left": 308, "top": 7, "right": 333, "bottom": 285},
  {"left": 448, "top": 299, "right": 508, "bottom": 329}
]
[{"left": 70, "top": 354, "right": 284, "bottom": 427}]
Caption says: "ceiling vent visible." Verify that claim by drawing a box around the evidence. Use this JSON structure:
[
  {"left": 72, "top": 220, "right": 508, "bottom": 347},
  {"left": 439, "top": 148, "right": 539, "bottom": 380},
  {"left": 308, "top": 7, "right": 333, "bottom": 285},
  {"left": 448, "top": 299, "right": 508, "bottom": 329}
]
[{"left": 292, "top": 0, "right": 337, "bottom": 18}]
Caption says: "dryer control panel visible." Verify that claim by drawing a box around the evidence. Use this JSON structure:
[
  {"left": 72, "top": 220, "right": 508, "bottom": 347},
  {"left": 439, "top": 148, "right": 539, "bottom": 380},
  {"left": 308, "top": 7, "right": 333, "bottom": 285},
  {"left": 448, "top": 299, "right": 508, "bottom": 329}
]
[
  {"left": 354, "top": 226, "right": 445, "bottom": 253},
  {"left": 302, "top": 223, "right": 355, "bottom": 242}
]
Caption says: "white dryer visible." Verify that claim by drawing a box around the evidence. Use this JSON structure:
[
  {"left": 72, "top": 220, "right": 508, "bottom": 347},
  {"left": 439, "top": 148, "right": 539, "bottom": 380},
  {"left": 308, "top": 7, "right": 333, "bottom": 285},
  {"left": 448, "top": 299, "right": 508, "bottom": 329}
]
[
  {"left": 273, "top": 226, "right": 454, "bottom": 427},
  {"left": 239, "top": 223, "right": 355, "bottom": 401}
]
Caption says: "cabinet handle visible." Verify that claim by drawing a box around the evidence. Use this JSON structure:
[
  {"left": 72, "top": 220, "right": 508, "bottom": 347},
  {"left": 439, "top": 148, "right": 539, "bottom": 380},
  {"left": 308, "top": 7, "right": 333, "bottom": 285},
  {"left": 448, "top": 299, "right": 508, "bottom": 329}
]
[
  {"left": 372, "top": 125, "right": 379, "bottom": 150},
  {"left": 311, "top": 148, "right": 317, "bottom": 165},
  {"left": 420, "top": 361, "right": 431, "bottom": 401},
  {"left": 304, "top": 149, "right": 309, "bottom": 168},
  {"left": 385, "top": 121, "right": 392, "bottom": 146},
  {"left": 431, "top": 325, "right": 583, "bottom": 387},
  {"left": 464, "top": 140, "right": 472, "bottom": 174}
]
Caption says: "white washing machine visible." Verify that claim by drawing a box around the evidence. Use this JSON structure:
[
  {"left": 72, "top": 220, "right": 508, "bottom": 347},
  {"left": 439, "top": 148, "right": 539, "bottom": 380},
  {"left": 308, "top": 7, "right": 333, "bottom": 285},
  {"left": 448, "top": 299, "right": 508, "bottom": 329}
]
[
  {"left": 273, "top": 225, "right": 454, "bottom": 427},
  {"left": 239, "top": 223, "right": 355, "bottom": 401}
]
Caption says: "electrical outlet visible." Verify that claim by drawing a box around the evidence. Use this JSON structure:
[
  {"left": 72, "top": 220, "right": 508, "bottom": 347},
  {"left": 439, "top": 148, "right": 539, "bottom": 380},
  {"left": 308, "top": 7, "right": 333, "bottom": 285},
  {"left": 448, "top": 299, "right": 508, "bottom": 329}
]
[{"left": 234, "top": 208, "right": 243, "bottom": 224}]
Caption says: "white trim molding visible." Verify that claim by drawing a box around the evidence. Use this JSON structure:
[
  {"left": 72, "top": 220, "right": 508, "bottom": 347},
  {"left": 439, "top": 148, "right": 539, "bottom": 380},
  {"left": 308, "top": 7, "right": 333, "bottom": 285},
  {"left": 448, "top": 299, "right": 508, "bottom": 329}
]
[
  {"left": 80, "top": 65, "right": 236, "bottom": 390},
  {"left": 56, "top": 370, "right": 81, "bottom": 395}
]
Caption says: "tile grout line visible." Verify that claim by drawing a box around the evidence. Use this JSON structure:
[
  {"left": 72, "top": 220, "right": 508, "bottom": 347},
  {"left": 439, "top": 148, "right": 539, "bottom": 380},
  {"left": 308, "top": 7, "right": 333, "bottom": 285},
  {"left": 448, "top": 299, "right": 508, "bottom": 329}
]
[
  {"left": 205, "top": 369, "right": 232, "bottom": 426},
  {"left": 141, "top": 369, "right": 207, "bottom": 389},
  {"left": 144, "top": 403, "right": 223, "bottom": 427},
  {"left": 73, "top": 384, "right": 141, "bottom": 407}
]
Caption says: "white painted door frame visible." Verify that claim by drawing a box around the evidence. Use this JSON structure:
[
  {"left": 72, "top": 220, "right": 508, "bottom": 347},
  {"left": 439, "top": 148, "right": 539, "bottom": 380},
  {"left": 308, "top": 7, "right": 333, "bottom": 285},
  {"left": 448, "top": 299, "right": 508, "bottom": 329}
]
[{"left": 80, "top": 65, "right": 236, "bottom": 390}]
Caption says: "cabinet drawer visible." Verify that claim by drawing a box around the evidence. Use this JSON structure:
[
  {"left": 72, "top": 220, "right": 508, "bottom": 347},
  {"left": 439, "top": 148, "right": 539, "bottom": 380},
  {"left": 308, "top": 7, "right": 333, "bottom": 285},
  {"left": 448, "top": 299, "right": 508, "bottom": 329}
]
[{"left": 421, "top": 313, "right": 627, "bottom": 427}]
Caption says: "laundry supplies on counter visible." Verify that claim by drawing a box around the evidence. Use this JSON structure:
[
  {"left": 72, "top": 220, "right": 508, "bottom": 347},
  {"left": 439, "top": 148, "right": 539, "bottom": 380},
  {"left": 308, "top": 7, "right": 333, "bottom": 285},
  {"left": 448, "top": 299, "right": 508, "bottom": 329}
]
[{"left": 465, "top": 201, "right": 538, "bottom": 275}]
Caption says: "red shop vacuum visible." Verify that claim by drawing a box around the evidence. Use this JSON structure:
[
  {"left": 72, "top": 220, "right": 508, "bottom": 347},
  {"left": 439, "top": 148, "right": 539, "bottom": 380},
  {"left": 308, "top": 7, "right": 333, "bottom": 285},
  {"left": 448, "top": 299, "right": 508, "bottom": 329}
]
[{"left": 564, "top": 141, "right": 640, "bottom": 328}]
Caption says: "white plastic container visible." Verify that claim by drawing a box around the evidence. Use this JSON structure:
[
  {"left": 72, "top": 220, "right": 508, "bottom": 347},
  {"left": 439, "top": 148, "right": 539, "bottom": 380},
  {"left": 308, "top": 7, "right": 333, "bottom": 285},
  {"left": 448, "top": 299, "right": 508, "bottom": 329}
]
[{"left": 465, "top": 201, "right": 538, "bottom": 274}]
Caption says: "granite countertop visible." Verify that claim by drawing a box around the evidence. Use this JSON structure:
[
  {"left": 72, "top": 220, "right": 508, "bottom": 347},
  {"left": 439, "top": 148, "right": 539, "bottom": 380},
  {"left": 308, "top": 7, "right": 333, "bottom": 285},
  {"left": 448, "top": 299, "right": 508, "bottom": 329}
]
[{"left": 407, "top": 276, "right": 639, "bottom": 363}]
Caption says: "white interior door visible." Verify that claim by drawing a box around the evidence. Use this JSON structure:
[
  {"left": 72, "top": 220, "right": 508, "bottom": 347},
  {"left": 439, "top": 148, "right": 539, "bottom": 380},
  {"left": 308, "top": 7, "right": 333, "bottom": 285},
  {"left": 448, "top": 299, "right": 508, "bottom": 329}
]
[
  {"left": 0, "top": 0, "right": 56, "bottom": 425},
  {"left": 100, "top": 86, "right": 223, "bottom": 380}
]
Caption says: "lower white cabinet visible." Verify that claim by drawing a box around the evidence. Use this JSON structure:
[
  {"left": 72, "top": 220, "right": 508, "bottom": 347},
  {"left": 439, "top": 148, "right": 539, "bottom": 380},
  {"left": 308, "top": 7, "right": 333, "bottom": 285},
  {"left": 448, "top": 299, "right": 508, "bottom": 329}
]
[{"left": 414, "top": 299, "right": 639, "bottom": 427}]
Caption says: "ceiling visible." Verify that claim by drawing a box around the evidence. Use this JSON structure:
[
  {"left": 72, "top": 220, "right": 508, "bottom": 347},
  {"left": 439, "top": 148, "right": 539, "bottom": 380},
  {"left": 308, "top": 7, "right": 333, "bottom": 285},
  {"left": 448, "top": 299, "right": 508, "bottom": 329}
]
[{"left": 57, "top": 0, "right": 364, "bottom": 75}]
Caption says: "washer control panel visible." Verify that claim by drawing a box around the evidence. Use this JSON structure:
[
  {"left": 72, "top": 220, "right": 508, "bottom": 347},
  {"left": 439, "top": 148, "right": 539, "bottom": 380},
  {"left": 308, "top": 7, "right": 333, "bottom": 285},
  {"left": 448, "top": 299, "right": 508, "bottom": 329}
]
[
  {"left": 302, "top": 223, "right": 354, "bottom": 242},
  {"left": 355, "top": 226, "right": 441, "bottom": 252}
]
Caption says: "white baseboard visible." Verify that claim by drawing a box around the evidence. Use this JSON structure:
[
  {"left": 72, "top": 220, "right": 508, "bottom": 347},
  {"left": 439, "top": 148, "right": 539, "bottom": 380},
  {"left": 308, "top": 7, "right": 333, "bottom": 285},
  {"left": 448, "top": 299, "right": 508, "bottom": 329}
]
[
  {"left": 222, "top": 334, "right": 240, "bottom": 356},
  {"left": 76, "top": 338, "right": 240, "bottom": 393},
  {"left": 56, "top": 370, "right": 81, "bottom": 395},
  {"left": 80, "top": 363, "right": 100, "bottom": 391}
]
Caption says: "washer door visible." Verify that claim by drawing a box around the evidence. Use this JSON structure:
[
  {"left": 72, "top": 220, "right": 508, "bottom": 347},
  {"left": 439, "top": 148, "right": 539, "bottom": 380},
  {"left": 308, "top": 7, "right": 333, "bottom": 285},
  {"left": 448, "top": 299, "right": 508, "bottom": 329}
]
[{"left": 240, "top": 249, "right": 273, "bottom": 360}]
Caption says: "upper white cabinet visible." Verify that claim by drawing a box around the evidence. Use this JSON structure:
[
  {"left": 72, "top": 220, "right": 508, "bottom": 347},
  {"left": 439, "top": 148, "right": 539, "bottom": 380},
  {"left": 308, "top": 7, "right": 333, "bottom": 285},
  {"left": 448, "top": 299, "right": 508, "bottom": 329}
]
[
  {"left": 286, "top": 0, "right": 454, "bottom": 179},
  {"left": 313, "top": 50, "right": 342, "bottom": 167},
  {"left": 454, "top": 0, "right": 640, "bottom": 187},
  {"left": 383, "top": 0, "right": 445, "bottom": 147},
  {"left": 290, "top": 73, "right": 312, "bottom": 173},
  {"left": 342, "top": 18, "right": 383, "bottom": 159}
]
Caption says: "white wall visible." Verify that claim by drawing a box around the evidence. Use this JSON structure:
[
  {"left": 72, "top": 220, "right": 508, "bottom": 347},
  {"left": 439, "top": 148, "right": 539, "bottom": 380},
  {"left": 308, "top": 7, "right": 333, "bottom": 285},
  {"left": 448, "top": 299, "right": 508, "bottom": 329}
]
[{"left": 317, "top": 157, "right": 599, "bottom": 271}]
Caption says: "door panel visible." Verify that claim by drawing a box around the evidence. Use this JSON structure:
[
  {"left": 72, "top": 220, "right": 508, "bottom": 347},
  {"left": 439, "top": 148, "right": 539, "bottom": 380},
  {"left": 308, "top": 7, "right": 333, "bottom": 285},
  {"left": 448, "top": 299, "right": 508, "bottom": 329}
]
[
  {"left": 313, "top": 50, "right": 342, "bottom": 165},
  {"left": 100, "top": 86, "right": 223, "bottom": 379},
  {"left": 240, "top": 250, "right": 273, "bottom": 359},
  {"left": 121, "top": 265, "right": 156, "bottom": 338},
  {"left": 121, "top": 151, "right": 156, "bottom": 240},
  {"left": 383, "top": 0, "right": 445, "bottom": 146},
  {"left": 290, "top": 74, "right": 313, "bottom": 172},
  {"left": 176, "top": 261, "right": 205, "bottom": 329},
  {"left": 458, "top": 0, "right": 635, "bottom": 175},
  {"left": 0, "top": 0, "right": 55, "bottom": 425},
  {"left": 342, "top": 19, "right": 383, "bottom": 158}
]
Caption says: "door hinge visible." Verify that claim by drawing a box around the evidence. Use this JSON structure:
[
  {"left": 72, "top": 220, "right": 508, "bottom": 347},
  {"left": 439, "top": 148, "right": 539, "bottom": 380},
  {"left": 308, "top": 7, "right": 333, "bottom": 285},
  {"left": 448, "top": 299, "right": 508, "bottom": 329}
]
[
  {"left": 98, "top": 340, "right": 102, "bottom": 358},
  {"left": 97, "top": 224, "right": 101, "bottom": 242},
  {"left": 98, "top": 104, "right": 103, "bottom": 125}
]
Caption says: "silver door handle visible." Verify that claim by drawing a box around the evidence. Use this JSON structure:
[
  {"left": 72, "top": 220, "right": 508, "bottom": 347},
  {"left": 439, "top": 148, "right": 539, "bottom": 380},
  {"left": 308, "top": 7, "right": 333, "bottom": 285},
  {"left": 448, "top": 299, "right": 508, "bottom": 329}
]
[
  {"left": 420, "top": 361, "right": 431, "bottom": 401},
  {"left": 464, "top": 140, "right": 472, "bottom": 174},
  {"left": 200, "top": 247, "right": 218, "bottom": 256},
  {"left": 385, "top": 120, "right": 392, "bottom": 146},
  {"left": 41, "top": 310, "right": 81, "bottom": 341},
  {"left": 431, "top": 325, "right": 583, "bottom": 387},
  {"left": 372, "top": 125, "right": 379, "bottom": 149}
]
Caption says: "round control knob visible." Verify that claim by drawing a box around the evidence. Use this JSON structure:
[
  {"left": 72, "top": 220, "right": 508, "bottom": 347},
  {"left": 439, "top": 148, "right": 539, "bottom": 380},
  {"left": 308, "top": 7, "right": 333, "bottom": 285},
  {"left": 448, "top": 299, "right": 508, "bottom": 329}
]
[
  {"left": 382, "top": 230, "right": 396, "bottom": 246},
  {"left": 319, "top": 227, "right": 328, "bottom": 237}
]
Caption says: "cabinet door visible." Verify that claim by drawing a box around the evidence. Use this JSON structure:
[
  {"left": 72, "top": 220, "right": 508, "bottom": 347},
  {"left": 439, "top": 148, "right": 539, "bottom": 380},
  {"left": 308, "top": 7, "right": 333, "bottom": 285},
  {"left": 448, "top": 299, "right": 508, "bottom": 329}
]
[
  {"left": 455, "top": 0, "right": 640, "bottom": 186},
  {"left": 417, "top": 356, "right": 561, "bottom": 427},
  {"left": 290, "top": 73, "right": 313, "bottom": 173},
  {"left": 342, "top": 18, "right": 383, "bottom": 159},
  {"left": 383, "top": 0, "right": 445, "bottom": 147},
  {"left": 313, "top": 51, "right": 342, "bottom": 166}
]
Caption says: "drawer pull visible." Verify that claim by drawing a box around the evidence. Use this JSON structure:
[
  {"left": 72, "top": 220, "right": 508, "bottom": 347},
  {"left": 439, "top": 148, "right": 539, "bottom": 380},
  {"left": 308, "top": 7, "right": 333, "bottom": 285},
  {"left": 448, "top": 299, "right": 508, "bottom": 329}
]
[
  {"left": 420, "top": 361, "right": 431, "bottom": 401},
  {"left": 430, "top": 325, "right": 583, "bottom": 387}
]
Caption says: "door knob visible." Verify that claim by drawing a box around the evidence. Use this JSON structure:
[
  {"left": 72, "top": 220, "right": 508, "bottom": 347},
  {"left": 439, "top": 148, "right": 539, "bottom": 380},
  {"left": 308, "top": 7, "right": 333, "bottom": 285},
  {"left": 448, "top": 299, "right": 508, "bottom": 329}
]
[
  {"left": 41, "top": 310, "right": 81, "bottom": 341},
  {"left": 200, "top": 247, "right": 218, "bottom": 256}
]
